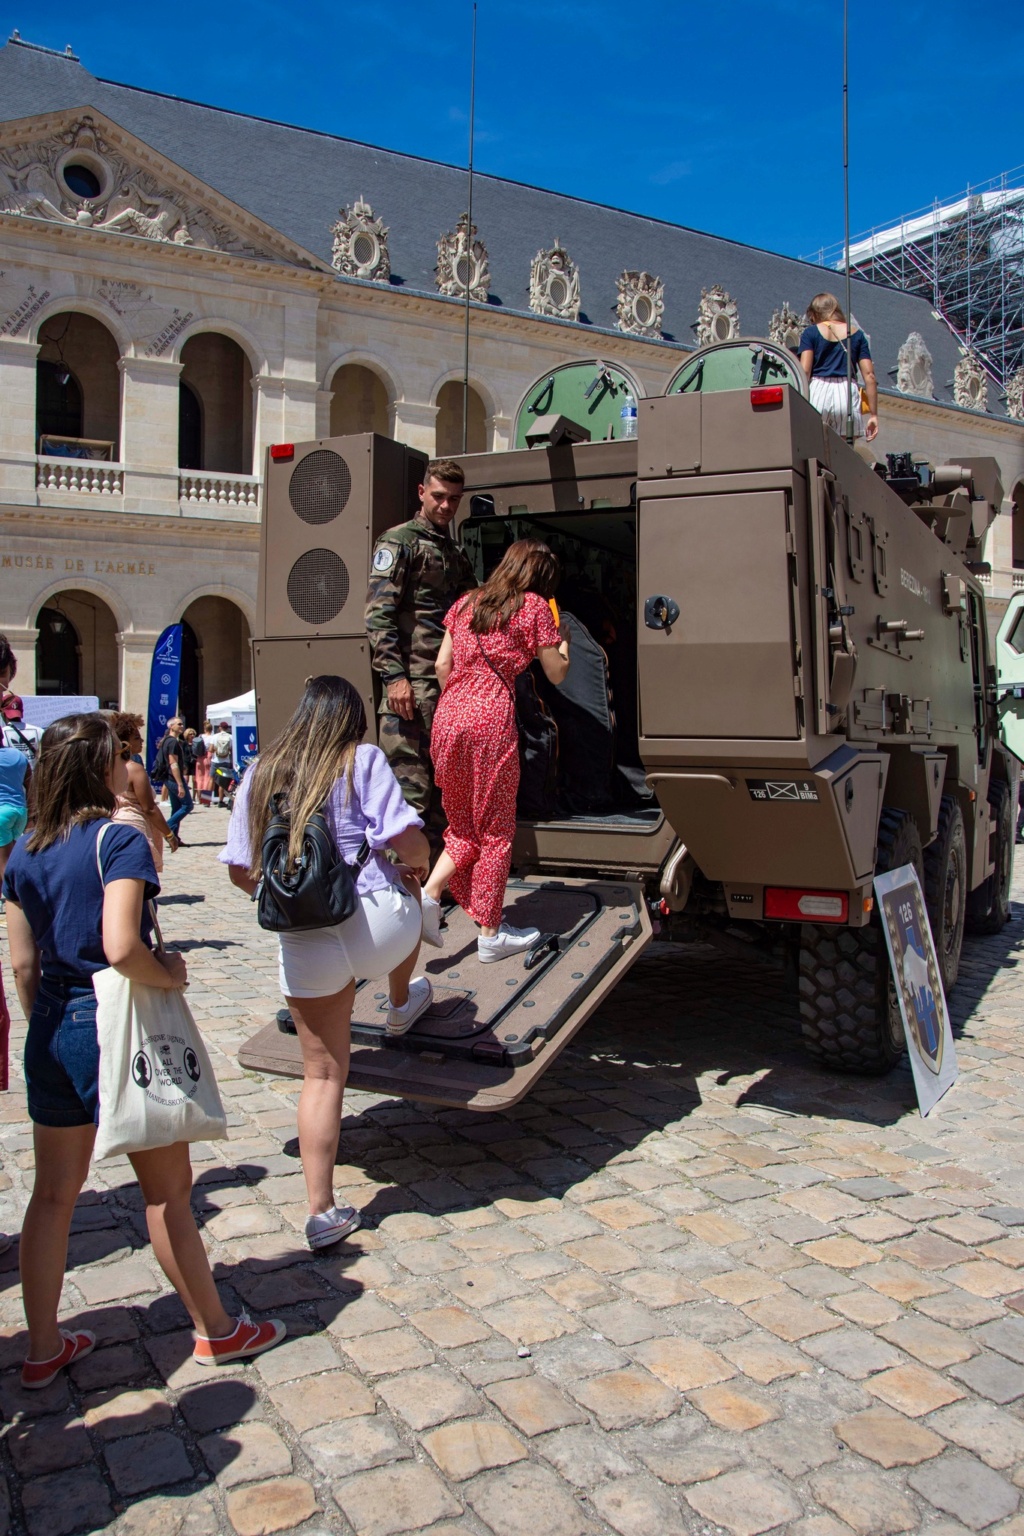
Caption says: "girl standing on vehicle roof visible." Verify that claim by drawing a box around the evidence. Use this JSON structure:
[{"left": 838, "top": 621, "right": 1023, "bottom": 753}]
[
  {"left": 423, "top": 540, "right": 571, "bottom": 963},
  {"left": 799, "top": 292, "right": 879, "bottom": 442}
]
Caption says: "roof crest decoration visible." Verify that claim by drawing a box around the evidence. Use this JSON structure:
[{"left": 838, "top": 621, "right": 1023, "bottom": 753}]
[{"left": 436, "top": 212, "right": 490, "bottom": 302}]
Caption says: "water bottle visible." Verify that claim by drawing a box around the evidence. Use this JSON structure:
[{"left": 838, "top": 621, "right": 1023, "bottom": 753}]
[{"left": 619, "top": 393, "right": 638, "bottom": 439}]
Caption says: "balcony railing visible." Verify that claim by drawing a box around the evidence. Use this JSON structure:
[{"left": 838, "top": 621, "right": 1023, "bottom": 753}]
[
  {"left": 179, "top": 471, "right": 261, "bottom": 510},
  {"left": 36, "top": 456, "right": 124, "bottom": 496}
]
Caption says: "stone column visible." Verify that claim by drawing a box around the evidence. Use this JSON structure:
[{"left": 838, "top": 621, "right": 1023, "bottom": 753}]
[
  {"left": 252, "top": 377, "right": 319, "bottom": 470},
  {"left": 315, "top": 389, "right": 334, "bottom": 440},
  {"left": 3, "top": 625, "right": 40, "bottom": 693},
  {"left": 488, "top": 414, "right": 513, "bottom": 452},
  {"left": 119, "top": 356, "right": 183, "bottom": 518},
  {"left": 392, "top": 401, "right": 438, "bottom": 455},
  {"left": 0, "top": 338, "right": 42, "bottom": 506},
  {"left": 117, "top": 629, "right": 162, "bottom": 719}
]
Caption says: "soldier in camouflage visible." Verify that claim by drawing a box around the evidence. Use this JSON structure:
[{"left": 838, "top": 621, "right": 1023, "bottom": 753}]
[{"left": 365, "top": 458, "right": 477, "bottom": 851}]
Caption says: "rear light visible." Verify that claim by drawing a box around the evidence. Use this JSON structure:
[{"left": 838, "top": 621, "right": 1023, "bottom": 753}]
[
  {"left": 270, "top": 443, "right": 294, "bottom": 461},
  {"left": 751, "top": 386, "right": 785, "bottom": 407},
  {"left": 764, "top": 888, "right": 849, "bottom": 923}
]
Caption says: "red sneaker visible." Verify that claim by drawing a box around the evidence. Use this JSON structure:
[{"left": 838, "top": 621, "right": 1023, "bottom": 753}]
[
  {"left": 193, "top": 1313, "right": 286, "bottom": 1367},
  {"left": 22, "top": 1329, "right": 95, "bottom": 1389}
]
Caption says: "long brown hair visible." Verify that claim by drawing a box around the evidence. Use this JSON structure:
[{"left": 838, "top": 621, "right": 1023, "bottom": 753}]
[
  {"left": 28, "top": 713, "right": 118, "bottom": 852},
  {"left": 468, "top": 538, "right": 559, "bottom": 634},
  {"left": 806, "top": 292, "right": 846, "bottom": 324},
  {"left": 244, "top": 675, "right": 366, "bottom": 879}
]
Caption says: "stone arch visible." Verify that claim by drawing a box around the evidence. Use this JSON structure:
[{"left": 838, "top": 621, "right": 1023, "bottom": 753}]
[
  {"left": 28, "top": 575, "right": 131, "bottom": 635},
  {"left": 35, "top": 310, "right": 123, "bottom": 457},
  {"left": 179, "top": 591, "right": 253, "bottom": 716},
  {"left": 429, "top": 368, "right": 500, "bottom": 424},
  {"left": 322, "top": 350, "right": 401, "bottom": 403},
  {"left": 27, "top": 294, "right": 132, "bottom": 358},
  {"left": 329, "top": 363, "right": 392, "bottom": 437},
  {"left": 1012, "top": 480, "right": 1024, "bottom": 569},
  {"left": 175, "top": 580, "right": 256, "bottom": 634},
  {"left": 170, "top": 317, "right": 268, "bottom": 376},
  {"left": 178, "top": 331, "right": 254, "bottom": 474},
  {"left": 33, "top": 586, "right": 121, "bottom": 704}
]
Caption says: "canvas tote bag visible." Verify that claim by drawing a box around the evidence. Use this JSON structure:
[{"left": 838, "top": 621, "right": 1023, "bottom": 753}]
[{"left": 93, "top": 824, "right": 227, "bottom": 1160}]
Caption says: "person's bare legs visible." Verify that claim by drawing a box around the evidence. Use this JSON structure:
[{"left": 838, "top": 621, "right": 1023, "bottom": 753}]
[
  {"left": 287, "top": 985, "right": 355, "bottom": 1216},
  {"left": 389, "top": 876, "right": 424, "bottom": 1009},
  {"left": 21, "top": 1123, "right": 94, "bottom": 1360},
  {"left": 424, "top": 851, "right": 456, "bottom": 907},
  {"left": 129, "top": 1143, "right": 233, "bottom": 1339}
]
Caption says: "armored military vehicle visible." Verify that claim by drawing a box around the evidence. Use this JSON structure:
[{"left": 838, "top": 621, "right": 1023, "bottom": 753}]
[{"left": 240, "top": 340, "right": 1017, "bottom": 1109}]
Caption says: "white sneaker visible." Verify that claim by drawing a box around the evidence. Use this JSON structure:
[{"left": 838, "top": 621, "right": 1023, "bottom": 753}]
[
  {"left": 387, "top": 976, "right": 433, "bottom": 1036},
  {"left": 478, "top": 922, "right": 541, "bottom": 964},
  {"left": 420, "top": 894, "right": 444, "bottom": 948},
  {"left": 305, "top": 1204, "right": 361, "bottom": 1251}
]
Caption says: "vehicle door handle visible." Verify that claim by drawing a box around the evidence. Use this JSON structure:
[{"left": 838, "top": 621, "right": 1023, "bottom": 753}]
[{"left": 644, "top": 595, "right": 680, "bottom": 630}]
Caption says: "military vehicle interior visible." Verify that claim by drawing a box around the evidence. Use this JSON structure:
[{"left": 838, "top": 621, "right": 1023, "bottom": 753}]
[{"left": 460, "top": 505, "right": 661, "bottom": 829}]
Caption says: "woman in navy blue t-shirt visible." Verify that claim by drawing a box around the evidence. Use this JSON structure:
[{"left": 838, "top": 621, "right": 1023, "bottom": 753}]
[
  {"left": 3, "top": 714, "right": 283, "bottom": 1388},
  {"left": 799, "top": 291, "right": 879, "bottom": 442}
]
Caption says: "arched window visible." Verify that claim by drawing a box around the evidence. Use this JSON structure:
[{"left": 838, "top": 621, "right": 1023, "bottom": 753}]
[
  {"left": 36, "top": 605, "right": 81, "bottom": 695},
  {"left": 181, "top": 596, "right": 252, "bottom": 717},
  {"left": 36, "top": 312, "right": 121, "bottom": 458},
  {"left": 35, "top": 591, "right": 120, "bottom": 704},
  {"left": 435, "top": 381, "right": 486, "bottom": 455},
  {"left": 179, "top": 382, "right": 202, "bottom": 471},
  {"left": 179, "top": 333, "right": 253, "bottom": 473},
  {"left": 330, "top": 364, "right": 390, "bottom": 436}
]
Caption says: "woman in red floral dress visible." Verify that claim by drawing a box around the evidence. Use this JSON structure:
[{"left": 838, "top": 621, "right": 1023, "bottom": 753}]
[{"left": 423, "top": 540, "right": 570, "bottom": 962}]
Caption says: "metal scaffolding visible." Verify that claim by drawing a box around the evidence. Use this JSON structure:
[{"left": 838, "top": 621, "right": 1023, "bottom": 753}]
[{"left": 810, "top": 166, "right": 1024, "bottom": 398}]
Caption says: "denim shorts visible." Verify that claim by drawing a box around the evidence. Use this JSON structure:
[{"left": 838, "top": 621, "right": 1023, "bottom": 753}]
[{"left": 25, "top": 978, "right": 100, "bottom": 1128}]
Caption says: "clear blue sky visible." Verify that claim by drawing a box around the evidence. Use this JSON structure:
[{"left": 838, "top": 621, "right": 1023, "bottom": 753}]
[{"left": 12, "top": 1, "right": 1023, "bottom": 260}]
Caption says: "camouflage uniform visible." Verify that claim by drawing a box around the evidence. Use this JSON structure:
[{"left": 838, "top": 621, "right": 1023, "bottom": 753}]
[{"left": 365, "top": 513, "right": 476, "bottom": 849}]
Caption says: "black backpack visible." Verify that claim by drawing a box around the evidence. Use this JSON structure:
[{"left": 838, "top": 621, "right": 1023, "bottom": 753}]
[
  {"left": 257, "top": 792, "right": 369, "bottom": 933},
  {"left": 150, "top": 737, "right": 171, "bottom": 785}
]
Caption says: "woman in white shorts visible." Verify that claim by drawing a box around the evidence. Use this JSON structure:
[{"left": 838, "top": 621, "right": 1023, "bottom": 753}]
[{"left": 222, "top": 675, "right": 431, "bottom": 1251}]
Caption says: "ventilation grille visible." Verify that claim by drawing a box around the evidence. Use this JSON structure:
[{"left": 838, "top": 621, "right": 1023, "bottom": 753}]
[
  {"left": 287, "top": 550, "right": 350, "bottom": 626},
  {"left": 288, "top": 450, "right": 352, "bottom": 525}
]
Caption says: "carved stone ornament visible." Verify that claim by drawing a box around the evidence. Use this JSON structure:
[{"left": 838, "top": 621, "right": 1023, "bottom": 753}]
[
  {"left": 769, "top": 302, "right": 803, "bottom": 351},
  {"left": 330, "top": 196, "right": 390, "bottom": 282},
  {"left": 95, "top": 279, "right": 154, "bottom": 324},
  {"left": 616, "top": 271, "right": 664, "bottom": 338},
  {"left": 896, "top": 331, "right": 934, "bottom": 398},
  {"left": 953, "top": 349, "right": 988, "bottom": 412},
  {"left": 1004, "top": 368, "right": 1024, "bottom": 421},
  {"left": 695, "top": 284, "right": 739, "bottom": 345},
  {"left": 0, "top": 115, "right": 277, "bottom": 258},
  {"left": 529, "top": 240, "right": 580, "bottom": 321},
  {"left": 436, "top": 212, "right": 490, "bottom": 302}
]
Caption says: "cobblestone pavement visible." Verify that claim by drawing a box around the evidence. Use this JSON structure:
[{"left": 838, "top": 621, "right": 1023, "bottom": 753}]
[{"left": 2, "top": 806, "right": 1024, "bottom": 1536}]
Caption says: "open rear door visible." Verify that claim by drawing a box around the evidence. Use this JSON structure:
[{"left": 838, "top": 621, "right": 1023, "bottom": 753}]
[{"left": 238, "top": 876, "right": 652, "bottom": 1111}]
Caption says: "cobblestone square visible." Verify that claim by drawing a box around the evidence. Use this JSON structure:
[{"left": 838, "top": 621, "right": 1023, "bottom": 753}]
[{"left": 1, "top": 813, "right": 1023, "bottom": 1535}]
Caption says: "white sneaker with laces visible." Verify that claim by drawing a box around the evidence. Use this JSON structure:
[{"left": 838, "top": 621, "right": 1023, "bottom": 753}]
[
  {"left": 420, "top": 894, "right": 444, "bottom": 948},
  {"left": 305, "top": 1204, "right": 361, "bottom": 1251},
  {"left": 478, "top": 922, "right": 541, "bottom": 964},
  {"left": 387, "top": 976, "right": 433, "bottom": 1036}
]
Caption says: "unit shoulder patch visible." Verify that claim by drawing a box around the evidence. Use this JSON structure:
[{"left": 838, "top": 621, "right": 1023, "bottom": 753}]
[{"left": 372, "top": 547, "right": 396, "bottom": 574}]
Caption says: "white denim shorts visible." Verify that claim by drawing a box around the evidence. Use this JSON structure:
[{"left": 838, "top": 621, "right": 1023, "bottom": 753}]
[{"left": 278, "top": 884, "right": 420, "bottom": 998}]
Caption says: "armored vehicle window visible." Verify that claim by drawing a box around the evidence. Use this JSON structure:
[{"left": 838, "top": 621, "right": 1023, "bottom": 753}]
[
  {"left": 669, "top": 340, "right": 804, "bottom": 396},
  {"left": 1008, "top": 608, "right": 1024, "bottom": 656}
]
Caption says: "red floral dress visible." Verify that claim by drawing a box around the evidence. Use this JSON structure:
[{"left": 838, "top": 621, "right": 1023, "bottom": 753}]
[{"left": 431, "top": 592, "right": 561, "bottom": 928}]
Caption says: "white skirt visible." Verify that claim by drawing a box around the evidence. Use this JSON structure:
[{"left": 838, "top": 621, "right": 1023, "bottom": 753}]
[
  {"left": 278, "top": 884, "right": 420, "bottom": 998},
  {"left": 810, "top": 376, "right": 865, "bottom": 437}
]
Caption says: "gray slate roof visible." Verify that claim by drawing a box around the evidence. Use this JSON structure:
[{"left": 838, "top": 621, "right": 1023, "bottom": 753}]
[{"left": 0, "top": 37, "right": 992, "bottom": 414}]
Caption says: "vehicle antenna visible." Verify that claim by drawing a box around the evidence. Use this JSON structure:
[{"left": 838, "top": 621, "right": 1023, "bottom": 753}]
[
  {"left": 463, "top": 1, "right": 482, "bottom": 454},
  {"left": 843, "top": 0, "right": 854, "bottom": 445}
]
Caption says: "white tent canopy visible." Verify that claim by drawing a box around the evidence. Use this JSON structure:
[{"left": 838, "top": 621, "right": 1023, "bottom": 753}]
[{"left": 205, "top": 690, "right": 255, "bottom": 720}]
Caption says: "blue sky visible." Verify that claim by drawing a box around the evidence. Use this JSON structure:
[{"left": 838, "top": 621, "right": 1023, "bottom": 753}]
[{"left": 11, "top": 1, "right": 1023, "bottom": 260}]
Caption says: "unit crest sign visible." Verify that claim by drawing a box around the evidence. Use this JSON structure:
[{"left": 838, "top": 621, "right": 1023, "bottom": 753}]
[{"left": 372, "top": 548, "right": 395, "bottom": 574}]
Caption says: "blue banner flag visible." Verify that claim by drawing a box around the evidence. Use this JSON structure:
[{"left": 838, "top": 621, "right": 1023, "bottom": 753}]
[{"left": 146, "top": 624, "right": 183, "bottom": 773}]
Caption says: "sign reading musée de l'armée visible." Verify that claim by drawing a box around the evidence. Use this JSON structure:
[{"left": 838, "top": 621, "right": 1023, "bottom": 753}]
[{"left": 0, "top": 553, "right": 158, "bottom": 576}]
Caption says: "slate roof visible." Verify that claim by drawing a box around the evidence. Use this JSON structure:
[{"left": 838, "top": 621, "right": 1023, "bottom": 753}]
[{"left": 0, "top": 36, "right": 998, "bottom": 415}]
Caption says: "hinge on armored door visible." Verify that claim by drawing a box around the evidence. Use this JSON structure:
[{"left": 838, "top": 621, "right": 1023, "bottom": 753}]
[{"left": 870, "top": 520, "right": 890, "bottom": 596}]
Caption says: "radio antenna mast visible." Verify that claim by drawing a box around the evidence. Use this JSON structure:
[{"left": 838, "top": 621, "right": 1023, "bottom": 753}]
[
  {"left": 463, "top": 1, "right": 482, "bottom": 454},
  {"left": 843, "top": 0, "right": 854, "bottom": 445}
]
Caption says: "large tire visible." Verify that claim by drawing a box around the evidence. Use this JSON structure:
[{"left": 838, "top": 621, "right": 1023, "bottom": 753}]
[
  {"left": 923, "top": 795, "right": 967, "bottom": 994},
  {"left": 798, "top": 808, "right": 923, "bottom": 1074},
  {"left": 965, "top": 781, "right": 1014, "bottom": 935}
]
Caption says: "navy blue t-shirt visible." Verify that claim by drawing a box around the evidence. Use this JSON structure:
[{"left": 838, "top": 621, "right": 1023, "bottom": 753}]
[
  {"left": 798, "top": 325, "right": 871, "bottom": 379},
  {"left": 3, "top": 819, "right": 159, "bottom": 982}
]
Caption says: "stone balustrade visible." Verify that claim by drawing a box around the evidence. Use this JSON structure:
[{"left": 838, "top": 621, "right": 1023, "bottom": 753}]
[
  {"left": 36, "top": 456, "right": 125, "bottom": 495},
  {"left": 179, "top": 471, "right": 261, "bottom": 510}
]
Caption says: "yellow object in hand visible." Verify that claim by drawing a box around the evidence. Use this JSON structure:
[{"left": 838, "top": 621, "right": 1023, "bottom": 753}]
[{"left": 549, "top": 598, "right": 560, "bottom": 627}]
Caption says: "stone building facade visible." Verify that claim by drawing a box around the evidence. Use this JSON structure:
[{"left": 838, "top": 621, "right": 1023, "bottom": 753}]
[{"left": 1, "top": 35, "right": 1022, "bottom": 720}]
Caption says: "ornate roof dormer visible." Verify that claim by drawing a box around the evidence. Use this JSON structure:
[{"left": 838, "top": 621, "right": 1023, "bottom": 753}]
[
  {"left": 616, "top": 271, "right": 664, "bottom": 338},
  {"left": 953, "top": 350, "right": 988, "bottom": 412},
  {"left": 769, "top": 302, "right": 803, "bottom": 351},
  {"left": 695, "top": 284, "right": 739, "bottom": 345},
  {"left": 330, "top": 196, "right": 390, "bottom": 282},
  {"left": 436, "top": 212, "right": 490, "bottom": 302},
  {"left": 896, "top": 332, "right": 935, "bottom": 398},
  {"left": 529, "top": 241, "right": 580, "bottom": 321},
  {"left": 1006, "top": 369, "right": 1024, "bottom": 422}
]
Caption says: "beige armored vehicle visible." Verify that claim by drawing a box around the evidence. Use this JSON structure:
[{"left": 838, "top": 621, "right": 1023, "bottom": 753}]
[{"left": 240, "top": 339, "right": 1017, "bottom": 1110}]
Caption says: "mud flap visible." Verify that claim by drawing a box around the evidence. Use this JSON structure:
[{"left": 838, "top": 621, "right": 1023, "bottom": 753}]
[{"left": 238, "top": 877, "right": 652, "bottom": 1111}]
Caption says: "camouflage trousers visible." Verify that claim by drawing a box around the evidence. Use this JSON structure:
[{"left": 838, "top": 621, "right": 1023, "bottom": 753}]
[{"left": 378, "top": 690, "right": 445, "bottom": 856}]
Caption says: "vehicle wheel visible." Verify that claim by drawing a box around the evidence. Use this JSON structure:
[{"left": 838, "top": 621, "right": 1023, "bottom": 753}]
[
  {"left": 923, "top": 795, "right": 967, "bottom": 993},
  {"left": 965, "top": 781, "right": 1014, "bottom": 935},
  {"left": 798, "top": 807, "right": 922, "bottom": 1074}
]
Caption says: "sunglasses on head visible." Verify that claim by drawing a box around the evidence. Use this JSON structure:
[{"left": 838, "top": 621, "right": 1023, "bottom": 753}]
[{"left": 117, "top": 741, "right": 132, "bottom": 762}]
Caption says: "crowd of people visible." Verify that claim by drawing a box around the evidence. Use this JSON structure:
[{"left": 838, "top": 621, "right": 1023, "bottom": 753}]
[{"left": 0, "top": 292, "right": 878, "bottom": 1389}]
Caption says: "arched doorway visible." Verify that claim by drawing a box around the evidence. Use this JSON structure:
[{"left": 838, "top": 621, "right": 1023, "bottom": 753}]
[
  {"left": 36, "top": 312, "right": 121, "bottom": 458},
  {"left": 179, "top": 333, "right": 253, "bottom": 473},
  {"left": 180, "top": 596, "right": 252, "bottom": 721},
  {"left": 330, "top": 364, "right": 390, "bottom": 436},
  {"left": 35, "top": 590, "right": 119, "bottom": 704},
  {"left": 435, "top": 381, "right": 486, "bottom": 455}
]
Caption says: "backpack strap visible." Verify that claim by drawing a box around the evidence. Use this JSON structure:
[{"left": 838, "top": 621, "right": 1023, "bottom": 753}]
[{"left": 94, "top": 820, "right": 113, "bottom": 883}]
